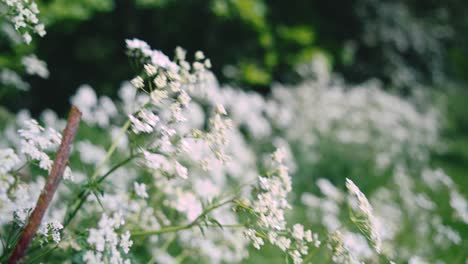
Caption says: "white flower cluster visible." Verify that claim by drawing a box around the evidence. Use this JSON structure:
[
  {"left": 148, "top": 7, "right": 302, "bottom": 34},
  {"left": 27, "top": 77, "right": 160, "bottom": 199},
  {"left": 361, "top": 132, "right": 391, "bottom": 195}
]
[
  {"left": 355, "top": 0, "right": 451, "bottom": 86},
  {"left": 1, "top": 37, "right": 465, "bottom": 264},
  {"left": 0, "top": 148, "right": 20, "bottom": 174},
  {"left": 1, "top": 0, "right": 46, "bottom": 44},
  {"left": 13, "top": 119, "right": 70, "bottom": 180},
  {"left": 18, "top": 119, "right": 61, "bottom": 170},
  {"left": 0, "top": 116, "right": 73, "bottom": 250},
  {"left": 42, "top": 40, "right": 265, "bottom": 263},
  {"left": 84, "top": 213, "right": 132, "bottom": 264},
  {"left": 302, "top": 165, "right": 465, "bottom": 262},
  {"left": 328, "top": 230, "right": 361, "bottom": 264},
  {"left": 345, "top": 178, "right": 381, "bottom": 253},
  {"left": 38, "top": 220, "right": 63, "bottom": 244},
  {"left": 21, "top": 54, "right": 49, "bottom": 79},
  {"left": 253, "top": 148, "right": 292, "bottom": 230},
  {"left": 243, "top": 148, "right": 320, "bottom": 264},
  {"left": 268, "top": 55, "right": 439, "bottom": 172},
  {"left": 0, "top": 68, "right": 30, "bottom": 90},
  {"left": 71, "top": 84, "right": 118, "bottom": 128}
]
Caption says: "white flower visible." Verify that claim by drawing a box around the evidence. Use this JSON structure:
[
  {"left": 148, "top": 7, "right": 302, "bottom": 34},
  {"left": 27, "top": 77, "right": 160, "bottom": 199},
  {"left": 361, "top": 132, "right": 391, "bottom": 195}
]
[
  {"left": 144, "top": 64, "right": 157, "bottom": 76},
  {"left": 275, "top": 236, "right": 291, "bottom": 251},
  {"left": 244, "top": 229, "right": 264, "bottom": 249},
  {"left": 175, "top": 46, "right": 186, "bottom": 60},
  {"left": 63, "top": 166, "right": 74, "bottom": 181},
  {"left": 22, "top": 55, "right": 49, "bottom": 78},
  {"left": 150, "top": 90, "right": 169, "bottom": 103},
  {"left": 175, "top": 161, "right": 188, "bottom": 179},
  {"left": 134, "top": 182, "right": 149, "bottom": 199},
  {"left": 129, "top": 109, "right": 160, "bottom": 134},
  {"left": 195, "top": 51, "right": 205, "bottom": 60},
  {"left": 3, "top": 0, "right": 46, "bottom": 43},
  {"left": 35, "top": 24, "right": 46, "bottom": 36},
  {"left": 345, "top": 178, "right": 381, "bottom": 253},
  {"left": 23, "top": 33, "right": 32, "bottom": 44},
  {"left": 272, "top": 148, "right": 285, "bottom": 163},
  {"left": 215, "top": 104, "right": 227, "bottom": 115},
  {"left": 120, "top": 231, "right": 133, "bottom": 254},
  {"left": 154, "top": 74, "right": 168, "bottom": 88},
  {"left": 204, "top": 59, "right": 212, "bottom": 69},
  {"left": 174, "top": 192, "right": 202, "bottom": 221},
  {"left": 126, "top": 38, "right": 150, "bottom": 50},
  {"left": 292, "top": 224, "right": 305, "bottom": 240},
  {"left": 130, "top": 76, "right": 144, "bottom": 89},
  {"left": 18, "top": 119, "right": 62, "bottom": 171},
  {"left": 178, "top": 90, "right": 191, "bottom": 107},
  {"left": 0, "top": 148, "right": 20, "bottom": 174}
]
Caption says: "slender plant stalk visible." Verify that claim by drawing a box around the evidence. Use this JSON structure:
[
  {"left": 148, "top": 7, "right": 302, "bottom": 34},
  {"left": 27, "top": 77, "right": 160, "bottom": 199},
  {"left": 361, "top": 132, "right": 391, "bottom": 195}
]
[
  {"left": 63, "top": 153, "right": 139, "bottom": 227},
  {"left": 90, "top": 120, "right": 131, "bottom": 180},
  {"left": 7, "top": 106, "right": 82, "bottom": 264},
  {"left": 131, "top": 198, "right": 235, "bottom": 237}
]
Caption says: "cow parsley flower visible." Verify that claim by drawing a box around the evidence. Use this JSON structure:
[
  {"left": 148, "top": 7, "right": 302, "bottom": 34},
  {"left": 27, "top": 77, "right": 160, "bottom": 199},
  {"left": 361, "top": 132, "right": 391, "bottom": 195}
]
[
  {"left": 134, "top": 182, "right": 149, "bottom": 198},
  {"left": 131, "top": 76, "right": 145, "bottom": 89},
  {"left": 174, "top": 161, "right": 188, "bottom": 179},
  {"left": 71, "top": 85, "right": 117, "bottom": 127},
  {"left": 129, "top": 109, "right": 160, "bottom": 134},
  {"left": 346, "top": 178, "right": 382, "bottom": 253},
  {"left": 240, "top": 148, "right": 319, "bottom": 263},
  {"left": 1, "top": 0, "right": 46, "bottom": 43},
  {"left": 0, "top": 148, "right": 20, "bottom": 174},
  {"left": 22, "top": 54, "right": 49, "bottom": 78},
  {"left": 18, "top": 119, "right": 61, "bottom": 170},
  {"left": 85, "top": 213, "right": 132, "bottom": 263}
]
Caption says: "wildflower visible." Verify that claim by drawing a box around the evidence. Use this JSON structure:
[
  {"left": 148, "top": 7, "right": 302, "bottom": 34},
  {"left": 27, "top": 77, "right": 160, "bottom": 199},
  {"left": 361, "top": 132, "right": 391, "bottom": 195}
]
[
  {"left": 346, "top": 178, "right": 382, "bottom": 253},
  {"left": 154, "top": 74, "right": 168, "bottom": 89},
  {"left": 175, "top": 46, "right": 186, "bottom": 61},
  {"left": 204, "top": 59, "right": 212, "bottom": 69},
  {"left": 150, "top": 90, "right": 169, "bottom": 103},
  {"left": 22, "top": 55, "right": 49, "bottom": 78},
  {"left": 126, "top": 38, "right": 150, "bottom": 50},
  {"left": 85, "top": 214, "right": 131, "bottom": 263},
  {"left": 134, "top": 182, "right": 149, "bottom": 198},
  {"left": 195, "top": 51, "right": 205, "bottom": 60},
  {"left": 144, "top": 64, "right": 157, "bottom": 76},
  {"left": 120, "top": 231, "right": 133, "bottom": 254},
  {"left": 178, "top": 90, "right": 191, "bottom": 107},
  {"left": 173, "top": 192, "right": 202, "bottom": 221},
  {"left": 215, "top": 104, "right": 227, "bottom": 115},
  {"left": 129, "top": 109, "right": 160, "bottom": 134},
  {"left": 292, "top": 224, "right": 305, "bottom": 240},
  {"left": 175, "top": 161, "right": 188, "bottom": 179},
  {"left": 23, "top": 33, "right": 32, "bottom": 44},
  {"left": 3, "top": 0, "right": 46, "bottom": 43},
  {"left": 131, "top": 76, "right": 144, "bottom": 89},
  {"left": 244, "top": 229, "right": 264, "bottom": 249},
  {"left": 63, "top": 166, "right": 74, "bottom": 181},
  {"left": 35, "top": 23, "right": 46, "bottom": 36},
  {"left": 18, "top": 119, "right": 62, "bottom": 171},
  {"left": 0, "top": 148, "right": 20, "bottom": 174}
]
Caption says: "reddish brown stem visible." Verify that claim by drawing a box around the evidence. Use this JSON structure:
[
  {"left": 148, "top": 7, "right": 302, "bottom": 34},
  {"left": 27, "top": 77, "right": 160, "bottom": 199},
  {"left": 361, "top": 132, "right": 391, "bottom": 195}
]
[{"left": 7, "top": 106, "right": 82, "bottom": 264}]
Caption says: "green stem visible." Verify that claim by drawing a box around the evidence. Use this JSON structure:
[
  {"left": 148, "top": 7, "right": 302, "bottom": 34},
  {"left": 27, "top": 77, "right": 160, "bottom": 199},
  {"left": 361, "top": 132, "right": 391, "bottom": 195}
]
[
  {"left": 91, "top": 120, "right": 131, "bottom": 180},
  {"left": 25, "top": 244, "right": 58, "bottom": 264},
  {"left": 63, "top": 153, "right": 138, "bottom": 227},
  {"left": 97, "top": 153, "right": 140, "bottom": 184},
  {"left": 63, "top": 118, "right": 134, "bottom": 227},
  {"left": 131, "top": 198, "right": 235, "bottom": 237}
]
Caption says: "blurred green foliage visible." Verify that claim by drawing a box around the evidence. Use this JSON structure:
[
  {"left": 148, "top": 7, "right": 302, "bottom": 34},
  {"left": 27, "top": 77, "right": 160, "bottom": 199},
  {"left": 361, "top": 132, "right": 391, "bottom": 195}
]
[
  {"left": 1, "top": 0, "right": 468, "bottom": 115},
  {"left": 1, "top": 1, "right": 468, "bottom": 261}
]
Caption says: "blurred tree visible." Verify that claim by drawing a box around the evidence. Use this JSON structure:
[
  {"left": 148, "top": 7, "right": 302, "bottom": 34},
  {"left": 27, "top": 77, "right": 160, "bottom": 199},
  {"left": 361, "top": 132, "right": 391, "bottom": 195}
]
[{"left": 1, "top": 0, "right": 468, "bottom": 115}]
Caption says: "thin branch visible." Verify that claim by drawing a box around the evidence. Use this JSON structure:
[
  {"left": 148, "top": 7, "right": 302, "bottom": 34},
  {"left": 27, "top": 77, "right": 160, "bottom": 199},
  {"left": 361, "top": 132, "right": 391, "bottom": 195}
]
[{"left": 7, "top": 106, "right": 81, "bottom": 264}]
